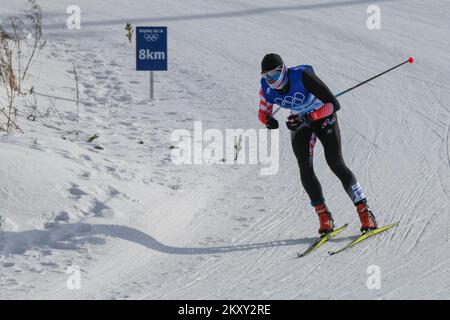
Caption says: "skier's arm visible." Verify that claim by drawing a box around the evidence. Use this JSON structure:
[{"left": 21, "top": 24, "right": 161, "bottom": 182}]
[
  {"left": 302, "top": 70, "right": 341, "bottom": 115},
  {"left": 258, "top": 88, "right": 279, "bottom": 129},
  {"left": 258, "top": 88, "right": 272, "bottom": 123}
]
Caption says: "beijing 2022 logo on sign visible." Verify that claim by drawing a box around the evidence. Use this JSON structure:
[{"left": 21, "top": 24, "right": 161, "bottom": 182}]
[
  {"left": 144, "top": 33, "right": 159, "bottom": 42},
  {"left": 136, "top": 26, "right": 167, "bottom": 71}
]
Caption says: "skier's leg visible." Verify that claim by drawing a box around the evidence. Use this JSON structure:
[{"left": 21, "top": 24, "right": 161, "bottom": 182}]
[
  {"left": 314, "top": 114, "right": 377, "bottom": 232},
  {"left": 313, "top": 114, "right": 366, "bottom": 205},
  {"left": 291, "top": 127, "right": 334, "bottom": 235},
  {"left": 290, "top": 127, "right": 324, "bottom": 206}
]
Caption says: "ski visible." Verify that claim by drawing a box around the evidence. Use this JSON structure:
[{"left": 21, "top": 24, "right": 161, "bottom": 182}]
[
  {"left": 297, "top": 224, "right": 348, "bottom": 258},
  {"left": 328, "top": 221, "right": 399, "bottom": 256}
]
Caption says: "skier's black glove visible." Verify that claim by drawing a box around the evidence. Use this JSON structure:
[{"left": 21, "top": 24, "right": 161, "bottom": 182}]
[
  {"left": 286, "top": 114, "right": 308, "bottom": 131},
  {"left": 265, "top": 115, "right": 279, "bottom": 130}
]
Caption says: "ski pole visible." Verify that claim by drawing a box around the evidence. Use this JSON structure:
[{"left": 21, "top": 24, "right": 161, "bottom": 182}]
[{"left": 272, "top": 57, "right": 414, "bottom": 116}]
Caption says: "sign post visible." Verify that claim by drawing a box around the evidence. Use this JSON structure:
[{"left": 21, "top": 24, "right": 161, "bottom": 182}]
[
  {"left": 150, "top": 71, "right": 154, "bottom": 100},
  {"left": 136, "top": 26, "right": 167, "bottom": 100}
]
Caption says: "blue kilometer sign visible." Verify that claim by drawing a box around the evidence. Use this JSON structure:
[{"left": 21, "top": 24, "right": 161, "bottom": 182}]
[{"left": 136, "top": 26, "right": 167, "bottom": 71}]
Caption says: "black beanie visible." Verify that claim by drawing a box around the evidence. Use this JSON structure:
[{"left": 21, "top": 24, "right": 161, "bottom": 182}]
[{"left": 261, "top": 53, "right": 283, "bottom": 73}]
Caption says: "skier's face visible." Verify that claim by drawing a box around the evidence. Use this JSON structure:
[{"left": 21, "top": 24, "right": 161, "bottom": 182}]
[{"left": 262, "top": 66, "right": 282, "bottom": 84}]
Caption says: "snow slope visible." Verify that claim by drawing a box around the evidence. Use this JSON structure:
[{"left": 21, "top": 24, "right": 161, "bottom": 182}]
[{"left": 0, "top": 0, "right": 449, "bottom": 299}]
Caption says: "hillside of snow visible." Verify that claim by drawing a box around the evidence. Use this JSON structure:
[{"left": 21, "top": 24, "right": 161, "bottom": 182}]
[{"left": 0, "top": 0, "right": 449, "bottom": 299}]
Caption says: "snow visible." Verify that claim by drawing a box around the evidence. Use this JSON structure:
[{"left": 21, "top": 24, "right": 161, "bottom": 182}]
[{"left": 0, "top": 0, "right": 449, "bottom": 299}]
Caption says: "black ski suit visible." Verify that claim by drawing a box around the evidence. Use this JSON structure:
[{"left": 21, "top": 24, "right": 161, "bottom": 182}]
[{"left": 288, "top": 70, "right": 367, "bottom": 207}]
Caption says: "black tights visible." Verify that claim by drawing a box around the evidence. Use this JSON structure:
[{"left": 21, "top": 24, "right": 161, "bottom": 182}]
[{"left": 291, "top": 114, "right": 366, "bottom": 207}]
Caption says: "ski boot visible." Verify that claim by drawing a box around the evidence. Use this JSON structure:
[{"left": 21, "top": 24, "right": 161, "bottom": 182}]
[
  {"left": 357, "top": 202, "right": 378, "bottom": 234},
  {"left": 315, "top": 204, "right": 334, "bottom": 237}
]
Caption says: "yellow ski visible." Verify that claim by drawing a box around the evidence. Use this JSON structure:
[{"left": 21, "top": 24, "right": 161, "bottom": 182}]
[
  {"left": 297, "top": 224, "right": 348, "bottom": 258},
  {"left": 328, "top": 222, "right": 399, "bottom": 256}
]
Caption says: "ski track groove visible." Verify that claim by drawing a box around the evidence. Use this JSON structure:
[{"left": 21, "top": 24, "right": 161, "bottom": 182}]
[
  {"left": 401, "top": 126, "right": 414, "bottom": 156},
  {"left": 341, "top": 117, "right": 381, "bottom": 151},
  {"left": 348, "top": 135, "right": 362, "bottom": 166},
  {"left": 410, "top": 107, "right": 446, "bottom": 140},
  {"left": 155, "top": 188, "right": 301, "bottom": 299},
  {"left": 173, "top": 154, "right": 346, "bottom": 299},
  {"left": 424, "top": 70, "right": 450, "bottom": 117},
  {"left": 336, "top": 243, "right": 445, "bottom": 299},
  {"left": 307, "top": 218, "right": 414, "bottom": 297},
  {"left": 380, "top": 255, "right": 450, "bottom": 299},
  {"left": 139, "top": 193, "right": 221, "bottom": 297},
  {"left": 386, "top": 143, "right": 441, "bottom": 248},
  {"left": 387, "top": 163, "right": 428, "bottom": 242},
  {"left": 234, "top": 182, "right": 342, "bottom": 300},
  {"left": 390, "top": 184, "right": 421, "bottom": 239},
  {"left": 154, "top": 222, "right": 252, "bottom": 296},
  {"left": 393, "top": 172, "right": 434, "bottom": 255},
  {"left": 364, "top": 144, "right": 375, "bottom": 192},
  {"left": 217, "top": 196, "right": 303, "bottom": 289},
  {"left": 221, "top": 213, "right": 295, "bottom": 292},
  {"left": 407, "top": 210, "right": 438, "bottom": 254},
  {"left": 446, "top": 119, "right": 450, "bottom": 171},
  {"left": 355, "top": 228, "right": 395, "bottom": 260},
  {"left": 378, "top": 192, "right": 404, "bottom": 249},
  {"left": 301, "top": 256, "right": 328, "bottom": 283},
  {"left": 294, "top": 231, "right": 374, "bottom": 298},
  {"left": 392, "top": 216, "right": 430, "bottom": 257},
  {"left": 434, "top": 161, "right": 450, "bottom": 242}
]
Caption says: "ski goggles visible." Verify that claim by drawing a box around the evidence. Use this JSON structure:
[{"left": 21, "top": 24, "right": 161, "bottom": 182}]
[{"left": 261, "top": 66, "right": 283, "bottom": 82}]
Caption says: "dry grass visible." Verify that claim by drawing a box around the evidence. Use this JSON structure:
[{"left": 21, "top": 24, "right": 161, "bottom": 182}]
[{"left": 0, "top": 0, "right": 45, "bottom": 133}]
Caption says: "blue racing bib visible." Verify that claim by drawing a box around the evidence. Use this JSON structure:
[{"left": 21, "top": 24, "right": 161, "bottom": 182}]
[{"left": 260, "top": 65, "right": 323, "bottom": 115}]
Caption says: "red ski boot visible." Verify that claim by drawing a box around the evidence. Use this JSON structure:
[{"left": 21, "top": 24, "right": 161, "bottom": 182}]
[
  {"left": 357, "top": 203, "right": 378, "bottom": 233},
  {"left": 315, "top": 204, "right": 334, "bottom": 237}
]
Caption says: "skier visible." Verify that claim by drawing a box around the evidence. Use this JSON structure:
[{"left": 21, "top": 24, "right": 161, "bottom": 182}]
[{"left": 258, "top": 53, "right": 377, "bottom": 236}]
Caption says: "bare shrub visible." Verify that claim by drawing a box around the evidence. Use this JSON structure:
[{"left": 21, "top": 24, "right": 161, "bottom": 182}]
[{"left": 0, "top": 0, "right": 45, "bottom": 133}]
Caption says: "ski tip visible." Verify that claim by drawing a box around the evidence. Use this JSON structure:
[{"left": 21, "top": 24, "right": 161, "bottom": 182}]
[
  {"left": 328, "top": 251, "right": 335, "bottom": 256},
  {"left": 408, "top": 57, "right": 414, "bottom": 64}
]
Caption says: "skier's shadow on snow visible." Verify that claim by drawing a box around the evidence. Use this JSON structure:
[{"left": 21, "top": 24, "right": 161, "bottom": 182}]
[{"left": 0, "top": 223, "right": 355, "bottom": 255}]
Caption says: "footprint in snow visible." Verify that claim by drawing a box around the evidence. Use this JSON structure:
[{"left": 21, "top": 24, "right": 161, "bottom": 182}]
[
  {"left": 2, "top": 262, "right": 15, "bottom": 268},
  {"left": 40, "top": 262, "right": 59, "bottom": 268},
  {"left": 83, "top": 83, "right": 95, "bottom": 89},
  {"left": 79, "top": 171, "right": 91, "bottom": 179},
  {"left": 67, "top": 183, "right": 88, "bottom": 199},
  {"left": 54, "top": 211, "right": 70, "bottom": 222},
  {"left": 79, "top": 154, "right": 92, "bottom": 161},
  {"left": 95, "top": 74, "right": 109, "bottom": 80}
]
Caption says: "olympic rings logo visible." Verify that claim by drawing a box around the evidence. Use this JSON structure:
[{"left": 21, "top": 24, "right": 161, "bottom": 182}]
[
  {"left": 274, "top": 92, "right": 306, "bottom": 108},
  {"left": 144, "top": 34, "right": 159, "bottom": 42}
]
